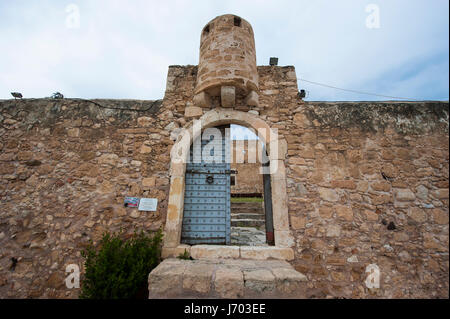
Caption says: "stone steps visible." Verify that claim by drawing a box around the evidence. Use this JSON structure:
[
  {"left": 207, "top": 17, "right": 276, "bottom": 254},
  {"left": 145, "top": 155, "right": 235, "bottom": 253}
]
[
  {"left": 230, "top": 201, "right": 266, "bottom": 245},
  {"left": 231, "top": 201, "right": 264, "bottom": 214},
  {"left": 231, "top": 207, "right": 264, "bottom": 214},
  {"left": 231, "top": 218, "right": 265, "bottom": 228},
  {"left": 231, "top": 213, "right": 264, "bottom": 219},
  {"left": 231, "top": 201, "right": 263, "bottom": 208},
  {"left": 148, "top": 258, "right": 308, "bottom": 299}
]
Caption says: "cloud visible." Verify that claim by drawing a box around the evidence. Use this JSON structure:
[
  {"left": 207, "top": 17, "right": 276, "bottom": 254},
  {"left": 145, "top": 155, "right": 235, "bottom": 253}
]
[{"left": 0, "top": 0, "right": 448, "bottom": 101}]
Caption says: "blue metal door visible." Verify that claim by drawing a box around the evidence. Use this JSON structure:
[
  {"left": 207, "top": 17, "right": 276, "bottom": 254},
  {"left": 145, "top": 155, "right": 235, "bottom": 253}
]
[{"left": 181, "top": 126, "right": 231, "bottom": 245}]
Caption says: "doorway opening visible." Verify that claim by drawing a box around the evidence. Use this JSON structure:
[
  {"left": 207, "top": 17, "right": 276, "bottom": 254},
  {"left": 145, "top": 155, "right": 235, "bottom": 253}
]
[
  {"left": 180, "top": 124, "right": 274, "bottom": 246},
  {"left": 230, "top": 125, "right": 273, "bottom": 246}
]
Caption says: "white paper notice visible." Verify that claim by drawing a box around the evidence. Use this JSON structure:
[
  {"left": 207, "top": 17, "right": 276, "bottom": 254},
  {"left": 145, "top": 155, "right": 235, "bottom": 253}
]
[{"left": 138, "top": 198, "right": 158, "bottom": 211}]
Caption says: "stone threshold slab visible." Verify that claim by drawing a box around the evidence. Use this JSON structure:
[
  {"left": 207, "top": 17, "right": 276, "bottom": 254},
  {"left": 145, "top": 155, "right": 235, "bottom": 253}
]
[{"left": 162, "top": 244, "right": 294, "bottom": 260}]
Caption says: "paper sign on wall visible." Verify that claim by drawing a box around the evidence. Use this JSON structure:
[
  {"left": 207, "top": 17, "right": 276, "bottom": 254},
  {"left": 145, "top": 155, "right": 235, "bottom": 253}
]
[{"left": 138, "top": 198, "right": 158, "bottom": 211}]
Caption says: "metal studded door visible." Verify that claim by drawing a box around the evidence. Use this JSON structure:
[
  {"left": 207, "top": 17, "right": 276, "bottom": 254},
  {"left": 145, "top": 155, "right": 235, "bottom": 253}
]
[{"left": 181, "top": 126, "right": 231, "bottom": 245}]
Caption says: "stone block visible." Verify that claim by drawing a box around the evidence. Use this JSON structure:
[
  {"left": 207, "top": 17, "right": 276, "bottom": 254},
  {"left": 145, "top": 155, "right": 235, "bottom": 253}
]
[
  {"left": 190, "top": 245, "right": 240, "bottom": 259},
  {"left": 336, "top": 205, "right": 353, "bottom": 221},
  {"left": 433, "top": 188, "right": 449, "bottom": 200},
  {"left": 431, "top": 209, "right": 449, "bottom": 225},
  {"left": 148, "top": 260, "right": 186, "bottom": 298},
  {"left": 240, "top": 246, "right": 294, "bottom": 261},
  {"left": 142, "top": 177, "right": 156, "bottom": 188},
  {"left": 271, "top": 178, "right": 289, "bottom": 231},
  {"left": 140, "top": 144, "right": 152, "bottom": 154},
  {"left": 245, "top": 90, "right": 259, "bottom": 107},
  {"left": 137, "top": 116, "right": 153, "bottom": 127},
  {"left": 98, "top": 153, "right": 119, "bottom": 166},
  {"left": 408, "top": 207, "right": 427, "bottom": 223},
  {"left": 243, "top": 269, "right": 275, "bottom": 293},
  {"left": 274, "top": 230, "right": 295, "bottom": 248},
  {"left": 272, "top": 267, "right": 307, "bottom": 294},
  {"left": 290, "top": 215, "right": 306, "bottom": 229},
  {"left": 193, "top": 91, "right": 211, "bottom": 108},
  {"left": 185, "top": 106, "right": 203, "bottom": 118},
  {"left": 318, "top": 187, "right": 339, "bottom": 202},
  {"left": 182, "top": 263, "right": 214, "bottom": 294},
  {"left": 67, "top": 128, "right": 79, "bottom": 137},
  {"left": 214, "top": 267, "right": 244, "bottom": 298},
  {"left": 395, "top": 189, "right": 416, "bottom": 201},
  {"left": 221, "top": 86, "right": 235, "bottom": 107},
  {"left": 326, "top": 224, "right": 341, "bottom": 237},
  {"left": 268, "top": 139, "right": 287, "bottom": 161}
]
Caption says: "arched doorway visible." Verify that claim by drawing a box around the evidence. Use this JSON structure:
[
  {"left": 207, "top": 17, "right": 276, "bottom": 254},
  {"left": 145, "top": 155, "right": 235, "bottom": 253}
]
[
  {"left": 179, "top": 124, "right": 274, "bottom": 246},
  {"left": 162, "top": 109, "right": 294, "bottom": 260}
]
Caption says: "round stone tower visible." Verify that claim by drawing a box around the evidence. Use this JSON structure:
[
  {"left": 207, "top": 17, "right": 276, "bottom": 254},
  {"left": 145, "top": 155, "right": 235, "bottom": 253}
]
[{"left": 193, "top": 14, "right": 259, "bottom": 108}]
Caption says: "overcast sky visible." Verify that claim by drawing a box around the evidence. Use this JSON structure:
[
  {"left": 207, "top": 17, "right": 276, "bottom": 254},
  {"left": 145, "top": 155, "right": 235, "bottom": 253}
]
[{"left": 0, "top": 0, "right": 448, "bottom": 101}]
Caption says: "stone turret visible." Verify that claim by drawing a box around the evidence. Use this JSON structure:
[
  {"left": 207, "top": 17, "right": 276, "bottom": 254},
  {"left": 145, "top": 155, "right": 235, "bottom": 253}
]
[{"left": 194, "top": 14, "right": 259, "bottom": 108}]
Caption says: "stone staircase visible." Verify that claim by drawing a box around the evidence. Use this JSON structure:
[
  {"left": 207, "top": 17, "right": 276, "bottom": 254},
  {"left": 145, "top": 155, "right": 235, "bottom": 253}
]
[
  {"left": 230, "top": 201, "right": 267, "bottom": 246},
  {"left": 148, "top": 258, "right": 308, "bottom": 299},
  {"left": 231, "top": 201, "right": 265, "bottom": 229}
]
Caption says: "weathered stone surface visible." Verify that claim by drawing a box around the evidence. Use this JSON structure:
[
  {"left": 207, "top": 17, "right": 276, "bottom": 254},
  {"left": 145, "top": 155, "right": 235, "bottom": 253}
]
[
  {"left": 243, "top": 269, "right": 275, "bottom": 293},
  {"left": 274, "top": 230, "right": 295, "bottom": 248},
  {"left": 221, "top": 86, "right": 236, "bottom": 108},
  {"left": 364, "top": 210, "right": 379, "bottom": 221},
  {"left": 184, "top": 106, "right": 203, "bottom": 117},
  {"left": 190, "top": 245, "right": 240, "bottom": 259},
  {"left": 408, "top": 207, "right": 427, "bottom": 223},
  {"left": 148, "top": 260, "right": 186, "bottom": 298},
  {"left": 318, "top": 188, "right": 339, "bottom": 202},
  {"left": 214, "top": 267, "right": 244, "bottom": 298},
  {"left": 137, "top": 116, "right": 154, "bottom": 127},
  {"left": 193, "top": 92, "right": 211, "bottom": 108},
  {"left": 290, "top": 215, "right": 306, "bottom": 229},
  {"left": 245, "top": 91, "right": 259, "bottom": 107},
  {"left": 395, "top": 189, "right": 416, "bottom": 201},
  {"left": 140, "top": 144, "right": 152, "bottom": 154},
  {"left": 326, "top": 224, "right": 341, "bottom": 237},
  {"left": 182, "top": 263, "right": 214, "bottom": 294},
  {"left": 431, "top": 209, "right": 449, "bottom": 225},
  {"left": 98, "top": 153, "right": 119, "bottom": 166},
  {"left": 433, "top": 189, "right": 449, "bottom": 200},
  {"left": 142, "top": 177, "right": 156, "bottom": 188},
  {"left": 67, "top": 128, "right": 80, "bottom": 137},
  {"left": 240, "top": 246, "right": 294, "bottom": 260},
  {"left": 272, "top": 267, "right": 307, "bottom": 294},
  {"left": 336, "top": 205, "right": 353, "bottom": 221}
]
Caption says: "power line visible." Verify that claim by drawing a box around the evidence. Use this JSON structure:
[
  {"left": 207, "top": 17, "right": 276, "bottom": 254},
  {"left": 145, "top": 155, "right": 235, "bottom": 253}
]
[
  {"left": 73, "top": 98, "right": 162, "bottom": 112},
  {"left": 299, "top": 78, "right": 420, "bottom": 101}
]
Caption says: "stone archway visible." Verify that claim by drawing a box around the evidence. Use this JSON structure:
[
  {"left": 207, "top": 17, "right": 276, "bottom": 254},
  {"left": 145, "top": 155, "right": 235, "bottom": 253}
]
[{"left": 162, "top": 108, "right": 294, "bottom": 260}]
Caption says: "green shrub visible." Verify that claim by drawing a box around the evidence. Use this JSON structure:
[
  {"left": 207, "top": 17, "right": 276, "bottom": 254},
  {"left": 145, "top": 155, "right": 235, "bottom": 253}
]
[{"left": 80, "top": 229, "right": 163, "bottom": 299}]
